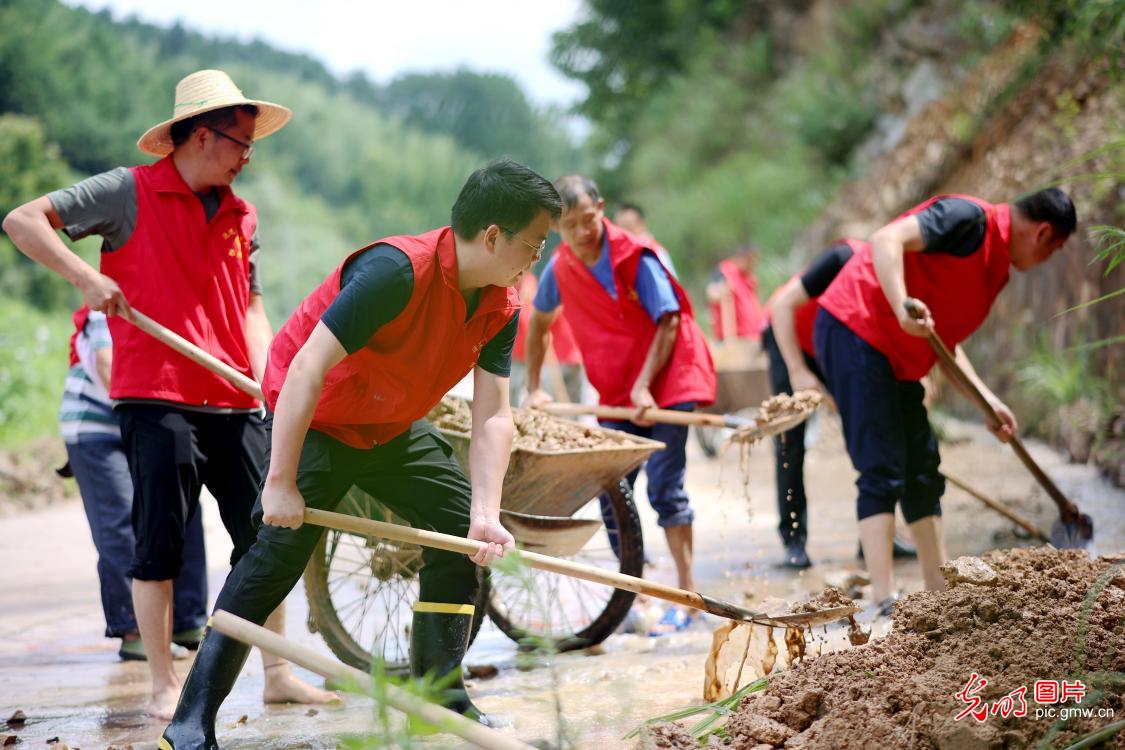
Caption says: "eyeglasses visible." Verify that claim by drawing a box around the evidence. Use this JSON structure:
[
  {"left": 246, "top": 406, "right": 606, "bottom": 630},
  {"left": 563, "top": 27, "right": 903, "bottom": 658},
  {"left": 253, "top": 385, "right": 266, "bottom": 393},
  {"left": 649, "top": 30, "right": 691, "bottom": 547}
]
[
  {"left": 499, "top": 226, "right": 547, "bottom": 255},
  {"left": 207, "top": 127, "right": 254, "bottom": 158}
]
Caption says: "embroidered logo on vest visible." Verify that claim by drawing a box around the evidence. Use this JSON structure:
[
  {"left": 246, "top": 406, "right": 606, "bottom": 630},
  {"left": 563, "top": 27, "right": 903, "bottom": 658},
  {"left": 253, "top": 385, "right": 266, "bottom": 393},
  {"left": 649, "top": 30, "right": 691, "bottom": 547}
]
[{"left": 223, "top": 228, "right": 243, "bottom": 259}]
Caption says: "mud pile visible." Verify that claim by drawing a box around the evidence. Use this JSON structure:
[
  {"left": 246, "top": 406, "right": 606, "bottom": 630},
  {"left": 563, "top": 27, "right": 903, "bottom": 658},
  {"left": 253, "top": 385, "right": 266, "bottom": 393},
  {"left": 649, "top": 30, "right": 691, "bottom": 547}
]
[
  {"left": 700, "top": 547, "right": 1124, "bottom": 748},
  {"left": 427, "top": 397, "right": 631, "bottom": 451}
]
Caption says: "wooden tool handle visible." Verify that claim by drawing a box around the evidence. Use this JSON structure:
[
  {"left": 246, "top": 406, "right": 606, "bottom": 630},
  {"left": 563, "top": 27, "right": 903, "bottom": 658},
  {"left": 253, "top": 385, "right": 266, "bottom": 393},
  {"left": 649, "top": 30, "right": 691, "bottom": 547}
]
[
  {"left": 126, "top": 309, "right": 264, "bottom": 401},
  {"left": 539, "top": 402, "right": 735, "bottom": 428},
  {"left": 209, "top": 610, "right": 533, "bottom": 750},
  {"left": 941, "top": 471, "right": 1048, "bottom": 541},
  {"left": 304, "top": 508, "right": 709, "bottom": 613},
  {"left": 903, "top": 298, "right": 1078, "bottom": 521}
]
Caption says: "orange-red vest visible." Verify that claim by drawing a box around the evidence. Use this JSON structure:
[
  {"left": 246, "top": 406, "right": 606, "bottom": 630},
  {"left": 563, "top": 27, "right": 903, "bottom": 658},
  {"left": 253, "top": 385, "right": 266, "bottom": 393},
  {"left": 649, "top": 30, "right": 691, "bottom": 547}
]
[
  {"left": 262, "top": 228, "right": 519, "bottom": 449},
  {"left": 552, "top": 220, "right": 716, "bottom": 408},
  {"left": 764, "top": 239, "right": 866, "bottom": 357},
  {"left": 710, "top": 258, "right": 764, "bottom": 341},
  {"left": 512, "top": 273, "right": 582, "bottom": 365},
  {"left": 69, "top": 305, "right": 91, "bottom": 367},
  {"left": 818, "top": 196, "right": 1011, "bottom": 381},
  {"left": 100, "top": 156, "right": 258, "bottom": 407}
]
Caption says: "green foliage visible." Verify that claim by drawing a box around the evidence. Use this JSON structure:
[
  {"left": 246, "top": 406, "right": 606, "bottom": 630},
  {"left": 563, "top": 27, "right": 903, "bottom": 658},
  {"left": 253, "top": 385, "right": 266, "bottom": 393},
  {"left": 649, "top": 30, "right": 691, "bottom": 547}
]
[
  {"left": 0, "top": 115, "right": 70, "bottom": 219},
  {"left": 625, "top": 676, "right": 769, "bottom": 741},
  {"left": 0, "top": 296, "right": 71, "bottom": 447},
  {"left": 1016, "top": 337, "right": 1111, "bottom": 411}
]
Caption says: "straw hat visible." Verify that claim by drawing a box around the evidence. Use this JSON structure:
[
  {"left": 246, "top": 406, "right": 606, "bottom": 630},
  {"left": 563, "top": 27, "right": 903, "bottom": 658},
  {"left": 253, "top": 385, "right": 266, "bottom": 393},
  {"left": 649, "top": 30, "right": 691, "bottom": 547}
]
[{"left": 137, "top": 69, "right": 292, "bottom": 157}]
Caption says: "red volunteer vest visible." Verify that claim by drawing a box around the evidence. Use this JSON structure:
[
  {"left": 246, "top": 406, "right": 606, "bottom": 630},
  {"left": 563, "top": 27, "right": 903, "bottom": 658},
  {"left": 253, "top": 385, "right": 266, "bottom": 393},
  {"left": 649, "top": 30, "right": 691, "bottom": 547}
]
[
  {"left": 100, "top": 156, "right": 258, "bottom": 407},
  {"left": 763, "top": 239, "right": 866, "bottom": 357},
  {"left": 512, "top": 273, "right": 582, "bottom": 365},
  {"left": 69, "top": 305, "right": 91, "bottom": 367},
  {"left": 552, "top": 220, "right": 716, "bottom": 408},
  {"left": 818, "top": 196, "right": 1011, "bottom": 381},
  {"left": 261, "top": 228, "right": 519, "bottom": 449},
  {"left": 710, "top": 258, "right": 764, "bottom": 341}
]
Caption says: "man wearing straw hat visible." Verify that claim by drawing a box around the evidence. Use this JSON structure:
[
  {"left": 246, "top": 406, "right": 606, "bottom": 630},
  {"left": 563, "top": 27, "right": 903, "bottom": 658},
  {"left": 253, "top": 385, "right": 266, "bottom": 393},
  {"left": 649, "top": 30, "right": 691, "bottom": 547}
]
[{"left": 3, "top": 69, "right": 333, "bottom": 718}]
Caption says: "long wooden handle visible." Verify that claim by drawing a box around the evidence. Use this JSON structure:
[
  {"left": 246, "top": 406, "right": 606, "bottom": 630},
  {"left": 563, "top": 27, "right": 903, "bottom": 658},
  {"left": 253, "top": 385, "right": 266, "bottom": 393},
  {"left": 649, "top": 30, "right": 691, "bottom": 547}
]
[
  {"left": 941, "top": 471, "right": 1048, "bottom": 541},
  {"left": 305, "top": 508, "right": 710, "bottom": 611},
  {"left": 302, "top": 509, "right": 855, "bottom": 628},
  {"left": 539, "top": 402, "right": 746, "bottom": 428},
  {"left": 126, "top": 309, "right": 264, "bottom": 401},
  {"left": 208, "top": 610, "right": 533, "bottom": 750},
  {"left": 903, "top": 299, "right": 1078, "bottom": 521}
]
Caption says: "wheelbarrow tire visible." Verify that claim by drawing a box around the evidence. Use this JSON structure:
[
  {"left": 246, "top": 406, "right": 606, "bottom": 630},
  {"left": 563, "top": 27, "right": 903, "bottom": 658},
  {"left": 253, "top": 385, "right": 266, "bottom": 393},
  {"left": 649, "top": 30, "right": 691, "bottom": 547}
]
[
  {"left": 304, "top": 488, "right": 490, "bottom": 674},
  {"left": 486, "top": 478, "right": 644, "bottom": 651}
]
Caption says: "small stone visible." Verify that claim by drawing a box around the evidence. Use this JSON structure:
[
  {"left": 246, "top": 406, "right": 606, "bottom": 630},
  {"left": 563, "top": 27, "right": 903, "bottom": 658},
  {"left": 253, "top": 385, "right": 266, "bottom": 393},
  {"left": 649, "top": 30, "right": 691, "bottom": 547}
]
[
  {"left": 4, "top": 713, "right": 24, "bottom": 729},
  {"left": 941, "top": 557, "right": 999, "bottom": 587},
  {"left": 467, "top": 664, "right": 499, "bottom": 679}
]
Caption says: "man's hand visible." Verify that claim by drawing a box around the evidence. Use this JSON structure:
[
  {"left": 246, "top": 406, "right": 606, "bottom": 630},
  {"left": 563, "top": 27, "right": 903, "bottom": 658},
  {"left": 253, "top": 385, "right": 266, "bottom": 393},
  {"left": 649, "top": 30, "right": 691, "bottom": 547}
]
[
  {"left": 789, "top": 366, "right": 822, "bottom": 393},
  {"left": 79, "top": 271, "right": 131, "bottom": 318},
  {"left": 261, "top": 478, "right": 306, "bottom": 529},
  {"left": 467, "top": 516, "right": 515, "bottom": 566},
  {"left": 986, "top": 399, "right": 1018, "bottom": 443},
  {"left": 524, "top": 388, "right": 554, "bottom": 409},
  {"left": 899, "top": 297, "right": 934, "bottom": 338},
  {"left": 630, "top": 384, "right": 657, "bottom": 426}
]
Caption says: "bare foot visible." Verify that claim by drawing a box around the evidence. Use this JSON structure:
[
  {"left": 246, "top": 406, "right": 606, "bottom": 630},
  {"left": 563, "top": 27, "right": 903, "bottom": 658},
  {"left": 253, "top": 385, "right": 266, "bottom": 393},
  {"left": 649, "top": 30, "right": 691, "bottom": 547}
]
[
  {"left": 147, "top": 683, "right": 180, "bottom": 720},
  {"left": 262, "top": 665, "right": 340, "bottom": 705}
]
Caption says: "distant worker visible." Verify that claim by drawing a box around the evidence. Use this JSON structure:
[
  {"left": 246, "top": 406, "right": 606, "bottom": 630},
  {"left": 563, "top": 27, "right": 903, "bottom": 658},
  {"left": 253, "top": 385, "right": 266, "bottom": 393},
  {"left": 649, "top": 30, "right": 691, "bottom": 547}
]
[
  {"left": 527, "top": 176, "right": 716, "bottom": 635},
  {"left": 60, "top": 306, "right": 208, "bottom": 661},
  {"left": 613, "top": 201, "right": 678, "bottom": 277},
  {"left": 707, "top": 244, "right": 764, "bottom": 343},
  {"left": 814, "top": 189, "right": 1076, "bottom": 619}
]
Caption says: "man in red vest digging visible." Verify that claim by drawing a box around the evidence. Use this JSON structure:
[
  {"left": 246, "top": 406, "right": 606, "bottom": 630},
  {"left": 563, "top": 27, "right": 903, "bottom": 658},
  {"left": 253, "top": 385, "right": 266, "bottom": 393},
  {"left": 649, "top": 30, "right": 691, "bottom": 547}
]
[
  {"left": 525, "top": 175, "right": 716, "bottom": 635},
  {"left": 3, "top": 69, "right": 330, "bottom": 719},
  {"left": 158, "top": 158, "right": 561, "bottom": 746},
  {"left": 813, "top": 188, "right": 1076, "bottom": 619},
  {"left": 707, "top": 244, "right": 765, "bottom": 343}
]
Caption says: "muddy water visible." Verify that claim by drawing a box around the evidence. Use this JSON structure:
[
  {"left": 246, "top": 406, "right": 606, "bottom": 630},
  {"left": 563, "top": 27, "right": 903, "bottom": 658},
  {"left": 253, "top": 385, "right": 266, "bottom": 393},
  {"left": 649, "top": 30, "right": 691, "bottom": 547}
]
[{"left": 1, "top": 415, "right": 1121, "bottom": 748}]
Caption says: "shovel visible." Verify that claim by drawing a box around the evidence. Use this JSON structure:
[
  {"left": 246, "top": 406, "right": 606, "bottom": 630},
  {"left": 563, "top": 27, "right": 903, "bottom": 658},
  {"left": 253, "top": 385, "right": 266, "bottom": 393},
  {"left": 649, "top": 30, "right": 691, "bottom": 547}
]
[
  {"left": 304, "top": 508, "right": 856, "bottom": 629},
  {"left": 903, "top": 298, "right": 1093, "bottom": 549},
  {"left": 539, "top": 397, "right": 820, "bottom": 443}
]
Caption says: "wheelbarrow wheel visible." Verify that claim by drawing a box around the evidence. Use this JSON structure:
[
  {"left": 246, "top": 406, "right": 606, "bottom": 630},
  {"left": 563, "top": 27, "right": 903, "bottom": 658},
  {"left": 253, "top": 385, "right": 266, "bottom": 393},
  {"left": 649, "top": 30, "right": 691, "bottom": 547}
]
[
  {"left": 304, "top": 486, "right": 490, "bottom": 673},
  {"left": 486, "top": 479, "right": 644, "bottom": 651}
]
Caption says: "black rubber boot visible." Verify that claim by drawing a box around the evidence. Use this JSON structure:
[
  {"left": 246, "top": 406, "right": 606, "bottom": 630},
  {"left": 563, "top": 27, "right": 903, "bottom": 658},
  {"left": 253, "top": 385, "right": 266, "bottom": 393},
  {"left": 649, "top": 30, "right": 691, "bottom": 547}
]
[
  {"left": 159, "top": 629, "right": 252, "bottom": 750},
  {"left": 410, "top": 606, "right": 509, "bottom": 729}
]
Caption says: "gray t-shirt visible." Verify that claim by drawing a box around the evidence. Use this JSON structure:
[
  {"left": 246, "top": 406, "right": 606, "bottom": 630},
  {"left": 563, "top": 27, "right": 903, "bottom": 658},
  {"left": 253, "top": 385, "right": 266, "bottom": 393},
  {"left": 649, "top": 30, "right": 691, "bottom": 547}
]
[{"left": 47, "top": 167, "right": 263, "bottom": 294}]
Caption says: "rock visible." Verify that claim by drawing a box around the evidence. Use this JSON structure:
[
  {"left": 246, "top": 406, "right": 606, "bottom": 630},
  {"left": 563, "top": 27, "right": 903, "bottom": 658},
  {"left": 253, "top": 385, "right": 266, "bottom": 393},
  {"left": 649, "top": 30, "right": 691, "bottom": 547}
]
[
  {"left": 4, "top": 713, "right": 24, "bottom": 729},
  {"left": 467, "top": 664, "right": 499, "bottom": 679},
  {"left": 1, "top": 735, "right": 19, "bottom": 747},
  {"left": 941, "top": 557, "right": 999, "bottom": 587},
  {"left": 728, "top": 712, "right": 796, "bottom": 745}
]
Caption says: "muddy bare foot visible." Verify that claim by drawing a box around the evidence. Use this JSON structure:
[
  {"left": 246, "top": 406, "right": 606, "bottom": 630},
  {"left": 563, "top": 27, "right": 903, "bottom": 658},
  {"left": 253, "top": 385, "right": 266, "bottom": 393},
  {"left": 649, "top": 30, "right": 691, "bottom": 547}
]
[
  {"left": 147, "top": 684, "right": 180, "bottom": 721},
  {"left": 262, "top": 665, "right": 340, "bottom": 705}
]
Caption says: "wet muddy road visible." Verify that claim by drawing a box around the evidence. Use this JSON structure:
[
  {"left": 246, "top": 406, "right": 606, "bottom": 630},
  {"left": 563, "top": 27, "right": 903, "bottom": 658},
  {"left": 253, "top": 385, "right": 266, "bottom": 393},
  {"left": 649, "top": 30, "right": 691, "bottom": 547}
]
[{"left": 2, "top": 415, "right": 1121, "bottom": 748}]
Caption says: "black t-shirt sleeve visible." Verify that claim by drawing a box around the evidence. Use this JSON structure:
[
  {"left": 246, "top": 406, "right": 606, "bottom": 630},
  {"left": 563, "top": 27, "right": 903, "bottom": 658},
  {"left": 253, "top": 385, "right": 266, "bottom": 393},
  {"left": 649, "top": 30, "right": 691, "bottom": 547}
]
[
  {"left": 320, "top": 244, "right": 414, "bottom": 354},
  {"left": 918, "top": 198, "right": 987, "bottom": 257},
  {"left": 799, "top": 242, "right": 855, "bottom": 297},
  {"left": 476, "top": 312, "right": 519, "bottom": 377}
]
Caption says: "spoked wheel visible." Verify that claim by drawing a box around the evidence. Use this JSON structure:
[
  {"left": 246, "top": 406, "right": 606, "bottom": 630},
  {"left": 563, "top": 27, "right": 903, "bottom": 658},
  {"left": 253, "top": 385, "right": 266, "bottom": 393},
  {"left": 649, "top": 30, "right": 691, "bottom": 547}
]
[
  {"left": 486, "top": 479, "right": 644, "bottom": 652},
  {"left": 304, "top": 487, "right": 490, "bottom": 673}
]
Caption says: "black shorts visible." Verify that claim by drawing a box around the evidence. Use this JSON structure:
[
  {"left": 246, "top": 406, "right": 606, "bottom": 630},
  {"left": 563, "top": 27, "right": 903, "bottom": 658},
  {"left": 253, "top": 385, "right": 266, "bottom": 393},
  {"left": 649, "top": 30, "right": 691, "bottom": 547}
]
[{"left": 117, "top": 404, "right": 267, "bottom": 581}]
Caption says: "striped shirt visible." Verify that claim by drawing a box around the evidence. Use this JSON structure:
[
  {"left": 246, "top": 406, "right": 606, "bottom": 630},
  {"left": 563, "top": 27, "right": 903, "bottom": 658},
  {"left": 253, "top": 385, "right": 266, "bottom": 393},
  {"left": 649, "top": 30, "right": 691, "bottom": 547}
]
[{"left": 59, "top": 311, "right": 119, "bottom": 441}]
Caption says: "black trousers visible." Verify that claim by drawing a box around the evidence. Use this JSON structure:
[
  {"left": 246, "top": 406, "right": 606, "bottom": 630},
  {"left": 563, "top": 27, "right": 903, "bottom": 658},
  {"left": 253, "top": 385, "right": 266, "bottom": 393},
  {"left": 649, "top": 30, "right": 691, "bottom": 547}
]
[
  {"left": 213, "top": 418, "right": 479, "bottom": 627},
  {"left": 762, "top": 326, "right": 825, "bottom": 547},
  {"left": 117, "top": 404, "right": 266, "bottom": 581}
]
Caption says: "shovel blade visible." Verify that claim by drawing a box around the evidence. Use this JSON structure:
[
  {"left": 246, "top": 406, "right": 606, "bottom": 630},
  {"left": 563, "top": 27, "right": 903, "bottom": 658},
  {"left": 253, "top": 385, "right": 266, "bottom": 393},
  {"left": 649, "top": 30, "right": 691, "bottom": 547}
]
[{"left": 1050, "top": 514, "right": 1095, "bottom": 553}]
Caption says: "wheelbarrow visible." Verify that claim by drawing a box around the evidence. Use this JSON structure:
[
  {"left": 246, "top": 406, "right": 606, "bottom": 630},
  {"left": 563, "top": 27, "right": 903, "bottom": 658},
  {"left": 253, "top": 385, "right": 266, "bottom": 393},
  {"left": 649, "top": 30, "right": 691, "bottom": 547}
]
[{"left": 303, "top": 396, "right": 666, "bottom": 673}]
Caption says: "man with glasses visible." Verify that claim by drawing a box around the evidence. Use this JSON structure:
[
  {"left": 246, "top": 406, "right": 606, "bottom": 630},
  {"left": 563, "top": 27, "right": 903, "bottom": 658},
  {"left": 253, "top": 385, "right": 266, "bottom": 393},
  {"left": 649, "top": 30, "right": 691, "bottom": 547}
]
[
  {"left": 157, "top": 158, "right": 560, "bottom": 746},
  {"left": 525, "top": 175, "right": 716, "bottom": 635},
  {"left": 3, "top": 69, "right": 333, "bottom": 719}
]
